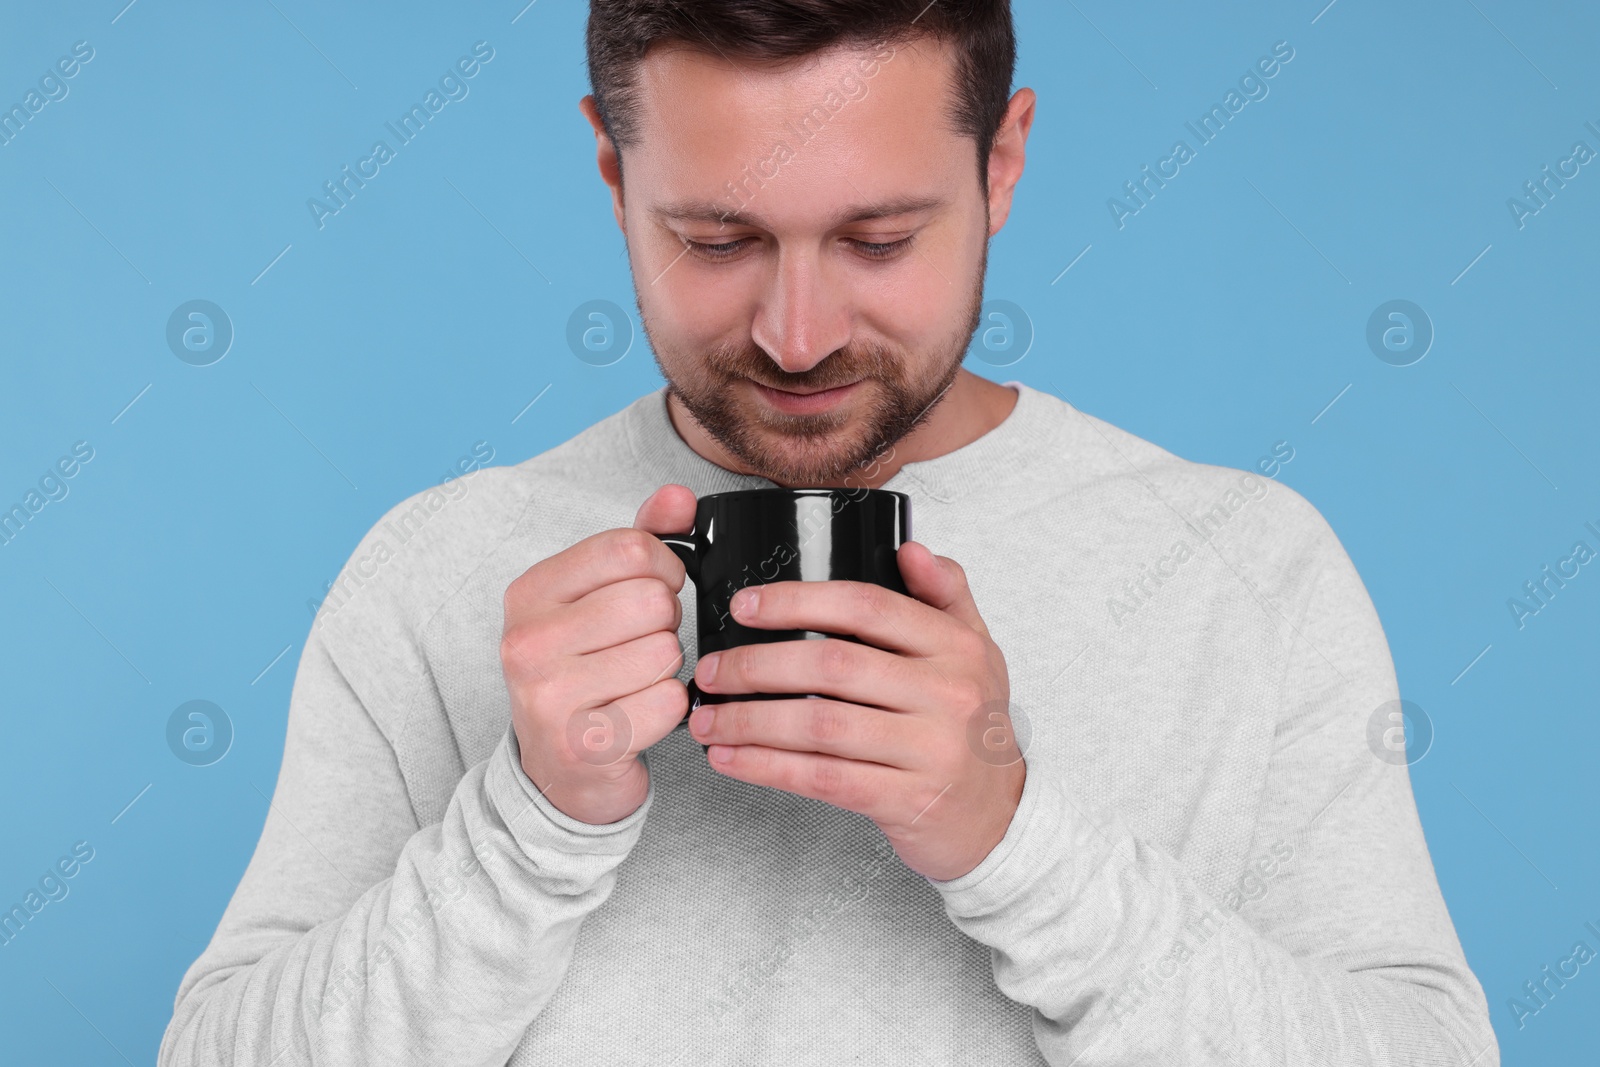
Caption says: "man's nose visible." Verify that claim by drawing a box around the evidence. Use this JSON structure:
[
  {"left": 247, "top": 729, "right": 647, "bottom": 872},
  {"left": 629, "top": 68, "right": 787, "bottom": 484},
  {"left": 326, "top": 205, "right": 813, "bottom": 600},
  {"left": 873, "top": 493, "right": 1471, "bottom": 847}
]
[{"left": 749, "top": 246, "right": 851, "bottom": 375}]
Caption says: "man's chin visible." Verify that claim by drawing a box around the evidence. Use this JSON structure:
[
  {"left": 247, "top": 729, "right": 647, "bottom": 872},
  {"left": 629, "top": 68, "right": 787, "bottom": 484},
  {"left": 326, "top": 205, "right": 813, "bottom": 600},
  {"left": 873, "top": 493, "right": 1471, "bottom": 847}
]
[
  {"left": 721, "top": 415, "right": 889, "bottom": 486},
  {"left": 673, "top": 376, "right": 899, "bottom": 485}
]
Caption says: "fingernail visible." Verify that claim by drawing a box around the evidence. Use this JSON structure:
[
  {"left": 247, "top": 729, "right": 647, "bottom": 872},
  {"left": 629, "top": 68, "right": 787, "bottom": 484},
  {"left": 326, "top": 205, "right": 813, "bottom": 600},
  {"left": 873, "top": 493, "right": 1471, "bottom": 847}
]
[
  {"left": 690, "top": 706, "right": 715, "bottom": 737},
  {"left": 707, "top": 744, "right": 733, "bottom": 765},
  {"left": 733, "top": 587, "right": 759, "bottom": 618},
  {"left": 699, "top": 653, "right": 719, "bottom": 685}
]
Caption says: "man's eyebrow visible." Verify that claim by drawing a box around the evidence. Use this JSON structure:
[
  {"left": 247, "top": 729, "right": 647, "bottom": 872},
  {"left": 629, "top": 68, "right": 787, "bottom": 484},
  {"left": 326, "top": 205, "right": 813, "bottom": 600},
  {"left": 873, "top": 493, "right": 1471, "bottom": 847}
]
[{"left": 653, "top": 194, "right": 947, "bottom": 230}]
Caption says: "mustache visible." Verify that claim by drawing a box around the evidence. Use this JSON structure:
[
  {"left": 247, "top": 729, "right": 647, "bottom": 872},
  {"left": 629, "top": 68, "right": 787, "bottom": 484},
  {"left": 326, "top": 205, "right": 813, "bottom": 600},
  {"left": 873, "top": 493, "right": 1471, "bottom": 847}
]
[{"left": 709, "top": 341, "right": 900, "bottom": 392}]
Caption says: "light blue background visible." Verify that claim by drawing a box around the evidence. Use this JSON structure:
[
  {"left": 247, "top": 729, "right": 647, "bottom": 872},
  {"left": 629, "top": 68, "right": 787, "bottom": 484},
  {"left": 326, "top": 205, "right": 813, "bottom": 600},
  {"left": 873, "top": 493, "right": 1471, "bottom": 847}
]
[{"left": 2, "top": 1, "right": 1595, "bottom": 1062}]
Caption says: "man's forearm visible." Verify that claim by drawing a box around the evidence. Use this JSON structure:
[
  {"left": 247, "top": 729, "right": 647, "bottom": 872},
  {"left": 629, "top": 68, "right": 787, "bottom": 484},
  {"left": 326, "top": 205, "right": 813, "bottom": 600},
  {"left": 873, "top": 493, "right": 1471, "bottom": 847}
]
[
  {"left": 927, "top": 765, "right": 1497, "bottom": 1066},
  {"left": 159, "top": 707, "right": 652, "bottom": 1065}
]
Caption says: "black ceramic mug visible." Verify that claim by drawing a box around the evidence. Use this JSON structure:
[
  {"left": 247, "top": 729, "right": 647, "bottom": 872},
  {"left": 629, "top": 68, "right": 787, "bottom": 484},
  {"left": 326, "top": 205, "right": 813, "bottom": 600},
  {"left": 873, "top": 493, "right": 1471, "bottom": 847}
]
[{"left": 654, "top": 487, "right": 911, "bottom": 730}]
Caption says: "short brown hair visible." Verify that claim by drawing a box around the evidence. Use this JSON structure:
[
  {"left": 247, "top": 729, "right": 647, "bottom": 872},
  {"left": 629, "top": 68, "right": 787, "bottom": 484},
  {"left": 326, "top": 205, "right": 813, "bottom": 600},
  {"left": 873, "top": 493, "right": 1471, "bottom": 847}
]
[{"left": 585, "top": 0, "right": 1016, "bottom": 189}]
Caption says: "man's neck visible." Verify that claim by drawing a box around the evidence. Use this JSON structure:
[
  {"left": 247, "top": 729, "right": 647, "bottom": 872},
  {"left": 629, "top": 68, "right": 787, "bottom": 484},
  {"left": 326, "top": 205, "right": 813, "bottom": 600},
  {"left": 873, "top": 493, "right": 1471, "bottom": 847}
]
[{"left": 665, "top": 368, "right": 1020, "bottom": 489}]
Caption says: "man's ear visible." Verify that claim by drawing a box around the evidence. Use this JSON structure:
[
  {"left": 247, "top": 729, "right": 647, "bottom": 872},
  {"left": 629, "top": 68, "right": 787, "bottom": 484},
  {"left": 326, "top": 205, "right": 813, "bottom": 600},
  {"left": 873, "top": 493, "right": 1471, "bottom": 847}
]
[
  {"left": 985, "top": 87, "right": 1036, "bottom": 238},
  {"left": 579, "top": 95, "right": 626, "bottom": 233}
]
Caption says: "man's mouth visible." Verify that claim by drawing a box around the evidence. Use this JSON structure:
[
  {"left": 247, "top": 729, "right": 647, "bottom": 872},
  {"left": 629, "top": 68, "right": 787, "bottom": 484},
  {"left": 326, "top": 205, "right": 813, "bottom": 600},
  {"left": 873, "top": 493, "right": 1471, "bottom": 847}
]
[{"left": 747, "top": 378, "right": 864, "bottom": 414}]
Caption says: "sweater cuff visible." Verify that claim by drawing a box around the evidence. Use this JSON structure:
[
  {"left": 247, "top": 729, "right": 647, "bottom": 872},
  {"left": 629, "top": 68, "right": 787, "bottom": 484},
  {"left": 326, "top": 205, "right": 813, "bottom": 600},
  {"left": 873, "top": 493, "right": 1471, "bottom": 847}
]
[
  {"left": 925, "top": 757, "right": 1074, "bottom": 914},
  {"left": 487, "top": 722, "right": 655, "bottom": 853}
]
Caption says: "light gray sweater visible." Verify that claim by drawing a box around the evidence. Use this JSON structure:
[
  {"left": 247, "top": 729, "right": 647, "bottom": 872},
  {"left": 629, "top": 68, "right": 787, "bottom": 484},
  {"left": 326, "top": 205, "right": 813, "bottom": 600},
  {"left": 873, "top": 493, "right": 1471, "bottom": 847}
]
[{"left": 159, "top": 381, "right": 1497, "bottom": 1065}]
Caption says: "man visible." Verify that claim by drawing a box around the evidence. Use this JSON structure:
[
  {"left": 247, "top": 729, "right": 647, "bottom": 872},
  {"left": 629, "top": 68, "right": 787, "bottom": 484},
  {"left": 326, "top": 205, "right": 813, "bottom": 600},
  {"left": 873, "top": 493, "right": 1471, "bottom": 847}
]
[{"left": 160, "top": 2, "right": 1498, "bottom": 1064}]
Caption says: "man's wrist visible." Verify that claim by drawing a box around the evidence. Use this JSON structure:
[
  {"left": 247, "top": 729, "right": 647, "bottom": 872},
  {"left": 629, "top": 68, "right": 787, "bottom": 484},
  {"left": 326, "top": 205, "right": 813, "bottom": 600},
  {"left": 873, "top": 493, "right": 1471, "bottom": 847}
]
[
  {"left": 503, "top": 725, "right": 653, "bottom": 833},
  {"left": 926, "top": 754, "right": 1055, "bottom": 905}
]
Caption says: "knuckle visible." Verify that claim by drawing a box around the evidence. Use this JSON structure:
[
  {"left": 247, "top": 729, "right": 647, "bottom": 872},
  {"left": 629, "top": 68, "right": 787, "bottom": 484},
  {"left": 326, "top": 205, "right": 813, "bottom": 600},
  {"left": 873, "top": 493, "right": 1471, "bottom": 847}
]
[
  {"left": 954, "top": 679, "right": 985, "bottom": 713},
  {"left": 654, "top": 678, "right": 691, "bottom": 719},
  {"left": 852, "top": 580, "right": 887, "bottom": 614},
  {"left": 718, "top": 699, "right": 750, "bottom": 739},
  {"left": 818, "top": 640, "right": 854, "bottom": 682},
  {"left": 530, "top": 664, "right": 569, "bottom": 705},
  {"left": 502, "top": 571, "right": 533, "bottom": 617},
  {"left": 714, "top": 648, "right": 745, "bottom": 687},
  {"left": 657, "top": 626, "right": 686, "bottom": 657},
  {"left": 649, "top": 582, "right": 682, "bottom": 629},
  {"left": 608, "top": 529, "right": 655, "bottom": 573},
  {"left": 853, "top": 705, "right": 888, "bottom": 749},
  {"left": 955, "top": 628, "right": 987, "bottom": 662},
  {"left": 498, "top": 624, "right": 540, "bottom": 674},
  {"left": 642, "top": 628, "right": 683, "bottom": 668},
  {"left": 806, "top": 702, "right": 850, "bottom": 746},
  {"left": 808, "top": 756, "right": 846, "bottom": 798}
]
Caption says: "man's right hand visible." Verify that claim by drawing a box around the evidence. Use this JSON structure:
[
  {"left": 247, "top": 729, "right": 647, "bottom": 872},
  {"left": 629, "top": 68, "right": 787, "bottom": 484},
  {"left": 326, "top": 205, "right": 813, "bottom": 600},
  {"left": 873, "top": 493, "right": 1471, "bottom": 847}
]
[{"left": 499, "top": 484, "right": 697, "bottom": 825}]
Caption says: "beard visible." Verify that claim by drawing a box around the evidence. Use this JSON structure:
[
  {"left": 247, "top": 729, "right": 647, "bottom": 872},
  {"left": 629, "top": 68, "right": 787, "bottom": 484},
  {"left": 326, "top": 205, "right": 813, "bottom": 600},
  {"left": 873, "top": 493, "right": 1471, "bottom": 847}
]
[{"left": 649, "top": 266, "right": 987, "bottom": 488}]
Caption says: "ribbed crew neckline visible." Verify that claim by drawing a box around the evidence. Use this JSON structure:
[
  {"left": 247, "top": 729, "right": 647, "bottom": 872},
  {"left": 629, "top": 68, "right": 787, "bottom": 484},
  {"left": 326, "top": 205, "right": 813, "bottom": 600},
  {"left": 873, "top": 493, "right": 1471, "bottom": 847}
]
[{"left": 621, "top": 379, "right": 1063, "bottom": 504}]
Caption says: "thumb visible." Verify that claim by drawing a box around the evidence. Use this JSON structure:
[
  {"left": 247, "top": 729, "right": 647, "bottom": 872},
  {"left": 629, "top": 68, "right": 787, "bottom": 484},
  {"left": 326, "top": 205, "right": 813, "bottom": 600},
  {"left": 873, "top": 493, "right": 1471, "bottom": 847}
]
[
  {"left": 898, "top": 541, "right": 991, "bottom": 638},
  {"left": 634, "top": 483, "right": 698, "bottom": 535}
]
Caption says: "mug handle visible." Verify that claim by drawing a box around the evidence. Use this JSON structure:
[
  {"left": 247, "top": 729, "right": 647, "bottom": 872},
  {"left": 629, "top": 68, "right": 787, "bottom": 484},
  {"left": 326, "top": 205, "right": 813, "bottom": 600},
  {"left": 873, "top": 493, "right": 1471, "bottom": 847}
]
[{"left": 653, "top": 532, "right": 699, "bottom": 583}]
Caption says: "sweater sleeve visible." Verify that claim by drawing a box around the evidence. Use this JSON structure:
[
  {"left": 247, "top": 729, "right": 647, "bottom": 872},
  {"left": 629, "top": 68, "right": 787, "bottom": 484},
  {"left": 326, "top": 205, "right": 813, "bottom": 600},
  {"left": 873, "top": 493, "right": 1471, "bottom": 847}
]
[
  {"left": 157, "top": 627, "right": 654, "bottom": 1066},
  {"left": 924, "top": 513, "right": 1499, "bottom": 1065}
]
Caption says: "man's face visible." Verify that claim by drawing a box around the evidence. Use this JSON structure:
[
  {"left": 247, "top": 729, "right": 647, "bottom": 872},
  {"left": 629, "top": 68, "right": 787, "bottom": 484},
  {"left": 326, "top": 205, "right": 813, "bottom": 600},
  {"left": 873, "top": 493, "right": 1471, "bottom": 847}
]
[{"left": 612, "top": 36, "right": 992, "bottom": 486}]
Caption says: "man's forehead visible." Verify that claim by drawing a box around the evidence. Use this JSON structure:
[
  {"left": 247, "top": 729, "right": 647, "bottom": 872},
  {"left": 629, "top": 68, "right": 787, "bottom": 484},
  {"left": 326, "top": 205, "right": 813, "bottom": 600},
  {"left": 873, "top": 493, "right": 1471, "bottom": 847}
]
[
  {"left": 624, "top": 35, "right": 966, "bottom": 211},
  {"left": 631, "top": 34, "right": 954, "bottom": 113}
]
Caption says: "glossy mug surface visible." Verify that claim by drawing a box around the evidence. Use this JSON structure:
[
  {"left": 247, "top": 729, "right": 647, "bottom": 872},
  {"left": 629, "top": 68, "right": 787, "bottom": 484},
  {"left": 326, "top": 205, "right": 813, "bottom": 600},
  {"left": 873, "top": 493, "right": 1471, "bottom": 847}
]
[{"left": 654, "top": 488, "right": 911, "bottom": 731}]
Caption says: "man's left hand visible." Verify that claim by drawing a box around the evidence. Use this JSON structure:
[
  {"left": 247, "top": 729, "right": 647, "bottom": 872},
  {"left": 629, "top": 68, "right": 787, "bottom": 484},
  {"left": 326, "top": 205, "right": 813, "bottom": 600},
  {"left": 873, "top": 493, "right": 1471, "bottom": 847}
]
[{"left": 688, "top": 540, "right": 1025, "bottom": 881}]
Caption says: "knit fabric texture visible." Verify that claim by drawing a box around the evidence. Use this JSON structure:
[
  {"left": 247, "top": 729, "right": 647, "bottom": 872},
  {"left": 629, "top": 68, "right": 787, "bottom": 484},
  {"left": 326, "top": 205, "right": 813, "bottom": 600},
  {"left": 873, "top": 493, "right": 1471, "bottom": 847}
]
[{"left": 158, "top": 381, "right": 1498, "bottom": 1066}]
